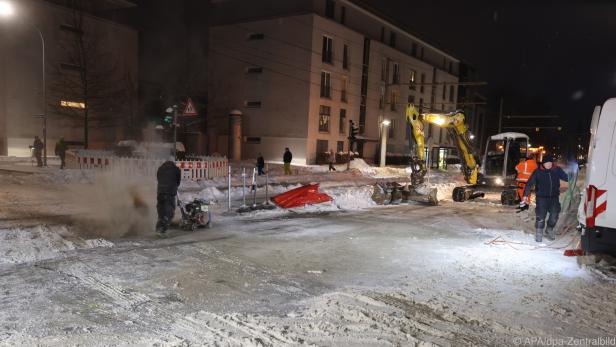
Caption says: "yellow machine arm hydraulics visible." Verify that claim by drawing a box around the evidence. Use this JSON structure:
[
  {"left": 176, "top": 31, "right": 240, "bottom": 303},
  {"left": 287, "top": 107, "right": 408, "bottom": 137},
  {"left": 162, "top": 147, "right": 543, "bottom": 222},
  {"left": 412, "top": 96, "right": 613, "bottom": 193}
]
[{"left": 405, "top": 104, "right": 481, "bottom": 186}]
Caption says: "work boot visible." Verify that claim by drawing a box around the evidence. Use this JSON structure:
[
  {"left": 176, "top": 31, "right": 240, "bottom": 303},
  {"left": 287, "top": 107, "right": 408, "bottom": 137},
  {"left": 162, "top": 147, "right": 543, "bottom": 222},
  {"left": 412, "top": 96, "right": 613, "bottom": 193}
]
[
  {"left": 545, "top": 227, "right": 556, "bottom": 241},
  {"left": 535, "top": 228, "right": 543, "bottom": 243}
]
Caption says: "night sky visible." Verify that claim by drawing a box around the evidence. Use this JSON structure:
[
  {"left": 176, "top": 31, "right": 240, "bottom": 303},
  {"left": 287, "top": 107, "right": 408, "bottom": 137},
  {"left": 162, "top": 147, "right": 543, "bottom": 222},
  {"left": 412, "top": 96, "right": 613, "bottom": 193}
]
[
  {"left": 102, "top": 0, "right": 615, "bottom": 153},
  {"left": 362, "top": 0, "right": 616, "bottom": 148}
]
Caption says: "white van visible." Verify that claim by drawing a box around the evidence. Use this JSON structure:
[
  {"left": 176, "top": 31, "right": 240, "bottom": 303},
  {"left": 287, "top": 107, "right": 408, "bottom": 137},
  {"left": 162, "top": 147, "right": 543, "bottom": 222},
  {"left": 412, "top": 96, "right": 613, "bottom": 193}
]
[{"left": 578, "top": 100, "right": 616, "bottom": 254}]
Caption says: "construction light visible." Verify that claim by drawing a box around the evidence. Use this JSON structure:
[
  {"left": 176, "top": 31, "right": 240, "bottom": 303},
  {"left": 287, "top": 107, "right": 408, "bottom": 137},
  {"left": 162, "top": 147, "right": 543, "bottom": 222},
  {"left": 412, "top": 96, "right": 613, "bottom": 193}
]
[
  {"left": 432, "top": 117, "right": 446, "bottom": 126},
  {"left": 0, "top": 1, "right": 14, "bottom": 17}
]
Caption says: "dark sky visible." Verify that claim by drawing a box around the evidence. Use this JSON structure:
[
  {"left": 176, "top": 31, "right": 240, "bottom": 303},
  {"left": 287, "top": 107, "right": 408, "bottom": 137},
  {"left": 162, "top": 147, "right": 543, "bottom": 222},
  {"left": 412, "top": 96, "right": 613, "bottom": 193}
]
[{"left": 362, "top": 0, "right": 616, "bottom": 144}]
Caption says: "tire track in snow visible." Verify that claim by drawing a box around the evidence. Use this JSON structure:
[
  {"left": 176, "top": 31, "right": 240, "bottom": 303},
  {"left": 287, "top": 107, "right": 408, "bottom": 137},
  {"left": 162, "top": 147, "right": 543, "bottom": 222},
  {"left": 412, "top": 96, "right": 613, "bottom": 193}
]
[{"left": 48, "top": 261, "right": 303, "bottom": 345}]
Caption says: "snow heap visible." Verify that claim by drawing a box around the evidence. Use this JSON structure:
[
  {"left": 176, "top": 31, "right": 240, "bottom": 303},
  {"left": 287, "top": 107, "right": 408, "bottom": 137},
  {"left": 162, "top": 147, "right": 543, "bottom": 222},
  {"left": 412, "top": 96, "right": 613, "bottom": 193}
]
[
  {"left": 0, "top": 226, "right": 113, "bottom": 265},
  {"left": 350, "top": 159, "right": 408, "bottom": 178},
  {"left": 416, "top": 167, "right": 467, "bottom": 201},
  {"left": 323, "top": 185, "right": 376, "bottom": 210}
]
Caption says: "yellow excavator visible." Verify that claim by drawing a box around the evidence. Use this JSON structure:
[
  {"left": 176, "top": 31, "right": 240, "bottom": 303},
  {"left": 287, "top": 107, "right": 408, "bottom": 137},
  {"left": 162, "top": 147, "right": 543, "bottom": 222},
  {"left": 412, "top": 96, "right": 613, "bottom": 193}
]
[{"left": 405, "top": 104, "right": 485, "bottom": 202}]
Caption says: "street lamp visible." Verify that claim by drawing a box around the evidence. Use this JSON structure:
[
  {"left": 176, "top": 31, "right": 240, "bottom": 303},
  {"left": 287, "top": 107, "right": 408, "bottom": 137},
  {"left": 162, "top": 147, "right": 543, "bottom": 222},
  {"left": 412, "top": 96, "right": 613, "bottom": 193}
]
[
  {"left": 1, "top": 1, "right": 47, "bottom": 165},
  {"left": 0, "top": 1, "right": 14, "bottom": 16},
  {"left": 380, "top": 119, "right": 390, "bottom": 168}
]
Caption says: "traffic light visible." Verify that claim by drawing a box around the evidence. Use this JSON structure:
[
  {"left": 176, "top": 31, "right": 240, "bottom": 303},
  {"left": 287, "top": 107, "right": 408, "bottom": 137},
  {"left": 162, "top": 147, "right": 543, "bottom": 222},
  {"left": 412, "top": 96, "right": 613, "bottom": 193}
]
[
  {"left": 348, "top": 120, "right": 359, "bottom": 152},
  {"left": 163, "top": 115, "right": 173, "bottom": 124},
  {"left": 348, "top": 120, "right": 359, "bottom": 141}
]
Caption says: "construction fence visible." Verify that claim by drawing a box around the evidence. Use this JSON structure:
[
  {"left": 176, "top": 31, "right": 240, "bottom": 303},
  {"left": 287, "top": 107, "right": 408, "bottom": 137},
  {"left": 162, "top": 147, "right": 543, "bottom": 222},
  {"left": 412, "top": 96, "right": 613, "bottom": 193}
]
[{"left": 67, "top": 150, "right": 228, "bottom": 180}]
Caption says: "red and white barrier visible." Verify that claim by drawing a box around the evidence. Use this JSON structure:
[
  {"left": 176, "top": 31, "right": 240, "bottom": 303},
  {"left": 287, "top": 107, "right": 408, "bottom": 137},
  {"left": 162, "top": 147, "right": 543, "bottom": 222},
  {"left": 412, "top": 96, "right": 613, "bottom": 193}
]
[{"left": 68, "top": 151, "right": 228, "bottom": 180}]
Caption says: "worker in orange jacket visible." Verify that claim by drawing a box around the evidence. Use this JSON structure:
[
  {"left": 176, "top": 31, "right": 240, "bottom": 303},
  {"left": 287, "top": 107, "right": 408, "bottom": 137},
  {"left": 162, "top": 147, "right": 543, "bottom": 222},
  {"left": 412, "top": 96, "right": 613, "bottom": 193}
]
[{"left": 515, "top": 156, "right": 538, "bottom": 202}]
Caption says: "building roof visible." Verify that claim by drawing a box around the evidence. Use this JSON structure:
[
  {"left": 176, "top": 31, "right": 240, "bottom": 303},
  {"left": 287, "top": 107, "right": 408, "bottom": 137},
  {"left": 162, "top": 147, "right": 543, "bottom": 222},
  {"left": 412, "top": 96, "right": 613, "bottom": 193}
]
[{"left": 346, "top": 0, "right": 460, "bottom": 62}]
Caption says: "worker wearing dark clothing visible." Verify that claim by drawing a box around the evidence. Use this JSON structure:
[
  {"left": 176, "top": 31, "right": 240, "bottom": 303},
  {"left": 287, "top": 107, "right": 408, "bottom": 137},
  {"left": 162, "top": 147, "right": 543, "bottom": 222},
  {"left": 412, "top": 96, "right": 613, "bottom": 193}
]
[
  {"left": 33, "top": 136, "right": 43, "bottom": 167},
  {"left": 256, "top": 154, "right": 265, "bottom": 176},
  {"left": 328, "top": 149, "right": 337, "bottom": 171},
  {"left": 521, "top": 154, "right": 569, "bottom": 242},
  {"left": 283, "top": 148, "right": 292, "bottom": 175},
  {"left": 156, "top": 161, "right": 181, "bottom": 234},
  {"left": 55, "top": 137, "right": 68, "bottom": 169}
]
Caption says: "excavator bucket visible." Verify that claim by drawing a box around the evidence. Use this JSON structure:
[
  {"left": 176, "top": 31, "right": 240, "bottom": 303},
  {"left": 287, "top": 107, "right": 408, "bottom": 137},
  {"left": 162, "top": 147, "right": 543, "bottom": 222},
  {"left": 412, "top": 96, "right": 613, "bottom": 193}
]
[{"left": 453, "top": 186, "right": 485, "bottom": 202}]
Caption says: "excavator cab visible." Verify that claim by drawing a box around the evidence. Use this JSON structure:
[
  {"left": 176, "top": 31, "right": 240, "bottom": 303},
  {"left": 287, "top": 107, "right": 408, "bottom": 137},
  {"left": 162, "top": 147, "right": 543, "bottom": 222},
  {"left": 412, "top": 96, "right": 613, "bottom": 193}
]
[{"left": 480, "top": 132, "right": 529, "bottom": 204}]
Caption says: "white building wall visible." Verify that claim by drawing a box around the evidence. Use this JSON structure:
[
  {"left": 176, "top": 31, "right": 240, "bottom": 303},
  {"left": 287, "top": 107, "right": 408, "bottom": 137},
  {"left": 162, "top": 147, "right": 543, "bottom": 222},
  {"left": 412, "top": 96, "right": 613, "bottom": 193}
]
[
  {"left": 306, "top": 15, "right": 363, "bottom": 164},
  {"left": 209, "top": 15, "right": 314, "bottom": 164},
  {"left": 208, "top": 3, "right": 461, "bottom": 165}
]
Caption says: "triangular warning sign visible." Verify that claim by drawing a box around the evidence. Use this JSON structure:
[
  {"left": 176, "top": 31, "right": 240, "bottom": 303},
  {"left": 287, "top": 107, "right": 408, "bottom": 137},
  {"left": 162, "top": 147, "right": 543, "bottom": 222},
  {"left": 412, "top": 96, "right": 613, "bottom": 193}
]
[{"left": 183, "top": 97, "right": 198, "bottom": 116}]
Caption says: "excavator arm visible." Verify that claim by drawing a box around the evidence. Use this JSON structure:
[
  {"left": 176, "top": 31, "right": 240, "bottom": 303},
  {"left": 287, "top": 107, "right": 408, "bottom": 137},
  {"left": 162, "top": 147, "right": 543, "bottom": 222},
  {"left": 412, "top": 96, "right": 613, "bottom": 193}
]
[
  {"left": 405, "top": 104, "right": 482, "bottom": 186},
  {"left": 405, "top": 104, "right": 428, "bottom": 185}
]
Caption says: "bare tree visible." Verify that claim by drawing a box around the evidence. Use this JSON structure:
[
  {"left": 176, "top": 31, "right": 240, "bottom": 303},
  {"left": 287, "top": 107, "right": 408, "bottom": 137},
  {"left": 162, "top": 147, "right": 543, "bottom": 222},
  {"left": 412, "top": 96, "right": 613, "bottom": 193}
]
[{"left": 49, "top": 0, "right": 131, "bottom": 148}]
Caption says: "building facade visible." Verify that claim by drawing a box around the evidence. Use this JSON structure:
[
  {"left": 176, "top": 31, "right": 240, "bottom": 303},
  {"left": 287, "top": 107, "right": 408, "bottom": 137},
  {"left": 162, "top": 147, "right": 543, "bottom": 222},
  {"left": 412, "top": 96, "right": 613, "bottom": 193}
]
[
  {"left": 208, "top": 0, "right": 460, "bottom": 165},
  {"left": 0, "top": 0, "right": 138, "bottom": 156}
]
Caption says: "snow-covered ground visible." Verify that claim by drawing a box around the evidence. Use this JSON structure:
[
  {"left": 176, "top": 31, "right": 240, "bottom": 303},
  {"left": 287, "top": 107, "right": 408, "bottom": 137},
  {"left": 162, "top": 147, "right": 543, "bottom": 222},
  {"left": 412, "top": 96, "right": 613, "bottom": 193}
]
[{"left": 1, "top": 158, "right": 615, "bottom": 346}]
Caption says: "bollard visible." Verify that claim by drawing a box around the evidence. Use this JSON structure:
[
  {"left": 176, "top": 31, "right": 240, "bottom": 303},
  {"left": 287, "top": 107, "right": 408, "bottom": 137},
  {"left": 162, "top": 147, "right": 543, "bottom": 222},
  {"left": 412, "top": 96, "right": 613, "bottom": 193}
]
[
  {"left": 241, "top": 167, "right": 247, "bottom": 208},
  {"left": 265, "top": 172, "right": 269, "bottom": 204},
  {"left": 252, "top": 168, "right": 257, "bottom": 208},
  {"left": 227, "top": 165, "right": 232, "bottom": 211}
]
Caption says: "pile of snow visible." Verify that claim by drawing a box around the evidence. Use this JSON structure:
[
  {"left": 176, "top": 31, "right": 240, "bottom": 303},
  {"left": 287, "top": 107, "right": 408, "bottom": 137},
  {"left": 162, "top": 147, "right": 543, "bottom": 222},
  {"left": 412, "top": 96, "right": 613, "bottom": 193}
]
[
  {"left": 350, "top": 159, "right": 408, "bottom": 178},
  {"left": 416, "top": 169, "right": 466, "bottom": 201},
  {"left": 323, "top": 185, "right": 376, "bottom": 209},
  {"left": 181, "top": 184, "right": 303, "bottom": 203},
  {"left": 0, "top": 226, "right": 113, "bottom": 265}
]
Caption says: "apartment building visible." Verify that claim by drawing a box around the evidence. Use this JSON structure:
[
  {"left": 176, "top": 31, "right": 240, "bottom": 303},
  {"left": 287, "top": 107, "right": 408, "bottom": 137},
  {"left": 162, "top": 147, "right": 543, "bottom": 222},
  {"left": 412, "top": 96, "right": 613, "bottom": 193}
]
[
  {"left": 208, "top": 0, "right": 460, "bottom": 165},
  {"left": 0, "top": 0, "right": 138, "bottom": 156}
]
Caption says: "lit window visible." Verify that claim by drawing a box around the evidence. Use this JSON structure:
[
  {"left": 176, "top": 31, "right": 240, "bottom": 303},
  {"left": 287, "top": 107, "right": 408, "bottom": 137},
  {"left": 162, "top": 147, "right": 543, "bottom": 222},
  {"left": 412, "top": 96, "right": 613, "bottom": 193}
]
[
  {"left": 60, "top": 100, "right": 85, "bottom": 109},
  {"left": 409, "top": 70, "right": 416, "bottom": 90},
  {"left": 319, "top": 105, "right": 331, "bottom": 132}
]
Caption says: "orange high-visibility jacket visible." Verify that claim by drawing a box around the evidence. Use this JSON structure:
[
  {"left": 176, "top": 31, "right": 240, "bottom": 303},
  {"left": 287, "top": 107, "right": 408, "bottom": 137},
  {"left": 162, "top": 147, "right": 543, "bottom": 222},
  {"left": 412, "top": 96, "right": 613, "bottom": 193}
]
[{"left": 515, "top": 160, "right": 538, "bottom": 182}]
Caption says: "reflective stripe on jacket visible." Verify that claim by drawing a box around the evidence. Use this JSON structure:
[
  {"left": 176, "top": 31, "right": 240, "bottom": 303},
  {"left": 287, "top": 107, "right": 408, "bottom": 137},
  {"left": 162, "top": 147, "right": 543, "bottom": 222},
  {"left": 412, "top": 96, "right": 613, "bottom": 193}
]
[{"left": 515, "top": 160, "right": 538, "bottom": 182}]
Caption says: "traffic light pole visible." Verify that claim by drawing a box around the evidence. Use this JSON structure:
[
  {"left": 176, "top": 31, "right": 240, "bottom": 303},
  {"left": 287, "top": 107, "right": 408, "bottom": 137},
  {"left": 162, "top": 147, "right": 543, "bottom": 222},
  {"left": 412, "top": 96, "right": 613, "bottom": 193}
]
[
  {"left": 346, "top": 120, "right": 360, "bottom": 171},
  {"left": 347, "top": 120, "right": 353, "bottom": 171}
]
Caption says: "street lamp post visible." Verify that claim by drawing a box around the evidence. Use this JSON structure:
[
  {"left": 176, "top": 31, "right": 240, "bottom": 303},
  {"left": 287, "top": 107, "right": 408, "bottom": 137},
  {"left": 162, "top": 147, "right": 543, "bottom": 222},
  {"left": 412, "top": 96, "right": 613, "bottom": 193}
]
[
  {"left": 380, "top": 119, "right": 390, "bottom": 168},
  {"left": 165, "top": 105, "right": 179, "bottom": 160},
  {"left": 1, "top": 1, "right": 47, "bottom": 165}
]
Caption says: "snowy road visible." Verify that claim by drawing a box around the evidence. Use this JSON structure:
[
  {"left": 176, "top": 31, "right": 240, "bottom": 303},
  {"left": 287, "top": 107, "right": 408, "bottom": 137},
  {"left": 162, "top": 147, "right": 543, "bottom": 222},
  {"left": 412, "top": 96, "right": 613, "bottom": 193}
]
[{"left": 1, "top": 194, "right": 615, "bottom": 346}]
